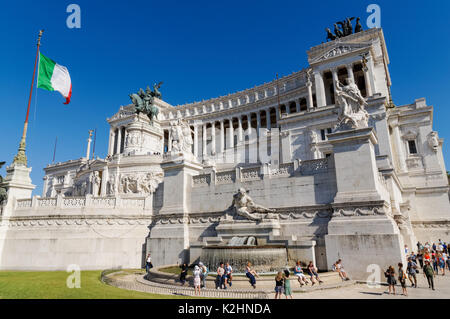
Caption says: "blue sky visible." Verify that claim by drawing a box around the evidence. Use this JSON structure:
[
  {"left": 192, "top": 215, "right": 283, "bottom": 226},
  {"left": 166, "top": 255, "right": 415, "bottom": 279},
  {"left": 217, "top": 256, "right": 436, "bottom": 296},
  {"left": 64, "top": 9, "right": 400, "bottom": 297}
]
[{"left": 1, "top": 0, "right": 449, "bottom": 195}]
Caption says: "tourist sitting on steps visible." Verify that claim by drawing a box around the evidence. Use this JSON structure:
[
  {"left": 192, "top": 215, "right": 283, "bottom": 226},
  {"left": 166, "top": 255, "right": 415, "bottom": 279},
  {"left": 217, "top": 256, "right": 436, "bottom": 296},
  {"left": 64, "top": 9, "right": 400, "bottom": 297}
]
[
  {"left": 293, "top": 260, "right": 309, "bottom": 286},
  {"left": 307, "top": 261, "right": 323, "bottom": 285},
  {"left": 145, "top": 253, "right": 153, "bottom": 273},
  {"left": 216, "top": 262, "right": 226, "bottom": 289},
  {"left": 245, "top": 261, "right": 259, "bottom": 289},
  {"left": 333, "top": 259, "right": 350, "bottom": 281}
]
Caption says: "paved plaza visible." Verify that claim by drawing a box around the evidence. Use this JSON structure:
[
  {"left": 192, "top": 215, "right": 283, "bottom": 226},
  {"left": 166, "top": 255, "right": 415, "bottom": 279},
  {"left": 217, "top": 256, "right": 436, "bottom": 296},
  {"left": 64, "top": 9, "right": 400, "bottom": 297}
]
[
  {"left": 291, "top": 274, "right": 450, "bottom": 299},
  {"left": 103, "top": 269, "right": 450, "bottom": 299}
]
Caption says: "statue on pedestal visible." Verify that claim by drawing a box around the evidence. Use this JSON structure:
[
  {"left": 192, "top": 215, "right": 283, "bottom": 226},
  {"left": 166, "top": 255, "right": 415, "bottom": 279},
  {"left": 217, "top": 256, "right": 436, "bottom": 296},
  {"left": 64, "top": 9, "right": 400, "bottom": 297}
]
[
  {"left": 225, "top": 188, "right": 278, "bottom": 221},
  {"left": 170, "top": 119, "right": 193, "bottom": 154},
  {"left": 129, "top": 82, "right": 162, "bottom": 122},
  {"left": 91, "top": 171, "right": 101, "bottom": 196},
  {"left": 0, "top": 161, "right": 7, "bottom": 205},
  {"left": 334, "top": 78, "right": 369, "bottom": 131}
]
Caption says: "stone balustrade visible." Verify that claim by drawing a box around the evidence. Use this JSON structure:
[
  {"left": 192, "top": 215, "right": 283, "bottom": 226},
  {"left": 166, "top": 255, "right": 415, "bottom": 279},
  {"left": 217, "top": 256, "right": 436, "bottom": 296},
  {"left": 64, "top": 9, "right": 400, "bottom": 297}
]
[
  {"left": 192, "top": 158, "right": 331, "bottom": 187},
  {"left": 14, "top": 194, "right": 152, "bottom": 211}
]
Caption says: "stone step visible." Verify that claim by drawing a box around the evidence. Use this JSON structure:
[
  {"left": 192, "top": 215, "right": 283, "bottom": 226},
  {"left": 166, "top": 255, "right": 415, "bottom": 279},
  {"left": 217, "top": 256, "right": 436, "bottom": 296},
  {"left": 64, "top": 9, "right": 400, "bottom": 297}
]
[{"left": 147, "top": 265, "right": 344, "bottom": 291}]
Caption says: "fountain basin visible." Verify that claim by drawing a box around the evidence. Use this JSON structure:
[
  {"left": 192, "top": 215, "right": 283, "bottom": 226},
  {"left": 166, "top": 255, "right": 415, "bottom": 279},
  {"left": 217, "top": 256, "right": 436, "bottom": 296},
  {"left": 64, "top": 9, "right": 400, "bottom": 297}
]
[{"left": 200, "top": 245, "right": 288, "bottom": 273}]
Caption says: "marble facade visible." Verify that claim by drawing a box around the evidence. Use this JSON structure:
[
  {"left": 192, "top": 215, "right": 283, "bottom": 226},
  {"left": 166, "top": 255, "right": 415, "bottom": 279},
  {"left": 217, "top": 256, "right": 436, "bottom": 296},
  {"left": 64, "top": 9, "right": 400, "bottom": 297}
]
[{"left": 0, "top": 28, "right": 449, "bottom": 279}]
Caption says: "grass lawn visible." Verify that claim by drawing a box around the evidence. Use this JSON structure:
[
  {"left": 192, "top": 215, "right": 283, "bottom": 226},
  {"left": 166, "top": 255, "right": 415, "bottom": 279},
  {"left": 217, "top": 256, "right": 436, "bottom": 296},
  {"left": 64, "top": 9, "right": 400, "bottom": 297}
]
[{"left": 0, "top": 269, "right": 193, "bottom": 299}]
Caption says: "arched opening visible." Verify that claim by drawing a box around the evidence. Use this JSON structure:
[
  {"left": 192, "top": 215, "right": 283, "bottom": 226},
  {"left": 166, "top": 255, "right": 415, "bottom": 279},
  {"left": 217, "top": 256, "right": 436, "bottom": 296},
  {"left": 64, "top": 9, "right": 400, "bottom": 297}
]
[
  {"left": 289, "top": 101, "right": 297, "bottom": 113},
  {"left": 299, "top": 98, "right": 307, "bottom": 111},
  {"left": 270, "top": 108, "right": 277, "bottom": 127},
  {"left": 337, "top": 67, "right": 348, "bottom": 85},
  {"left": 260, "top": 110, "right": 267, "bottom": 128},
  {"left": 323, "top": 71, "right": 335, "bottom": 105},
  {"left": 353, "top": 63, "right": 367, "bottom": 97}
]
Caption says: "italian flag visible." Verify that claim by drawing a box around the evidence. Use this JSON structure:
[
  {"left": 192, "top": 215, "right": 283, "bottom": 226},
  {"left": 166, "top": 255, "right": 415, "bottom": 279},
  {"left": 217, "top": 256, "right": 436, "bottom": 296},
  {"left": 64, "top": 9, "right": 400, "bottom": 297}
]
[{"left": 37, "top": 53, "right": 72, "bottom": 104}]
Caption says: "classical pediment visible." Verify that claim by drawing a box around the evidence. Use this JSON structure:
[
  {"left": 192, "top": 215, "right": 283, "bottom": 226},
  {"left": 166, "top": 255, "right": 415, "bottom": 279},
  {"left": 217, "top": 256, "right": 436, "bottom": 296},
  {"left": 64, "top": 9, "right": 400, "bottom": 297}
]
[{"left": 308, "top": 42, "right": 371, "bottom": 65}]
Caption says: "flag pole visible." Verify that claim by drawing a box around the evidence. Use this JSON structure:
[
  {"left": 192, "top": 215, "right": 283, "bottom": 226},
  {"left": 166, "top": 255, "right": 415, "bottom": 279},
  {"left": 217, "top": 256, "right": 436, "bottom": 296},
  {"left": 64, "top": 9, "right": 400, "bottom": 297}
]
[
  {"left": 52, "top": 136, "right": 57, "bottom": 164},
  {"left": 13, "top": 29, "right": 44, "bottom": 166}
]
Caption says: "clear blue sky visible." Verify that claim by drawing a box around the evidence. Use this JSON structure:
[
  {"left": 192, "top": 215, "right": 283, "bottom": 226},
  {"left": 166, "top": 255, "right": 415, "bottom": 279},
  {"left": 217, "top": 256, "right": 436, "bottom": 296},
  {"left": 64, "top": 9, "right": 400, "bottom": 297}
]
[{"left": 1, "top": 0, "right": 449, "bottom": 195}]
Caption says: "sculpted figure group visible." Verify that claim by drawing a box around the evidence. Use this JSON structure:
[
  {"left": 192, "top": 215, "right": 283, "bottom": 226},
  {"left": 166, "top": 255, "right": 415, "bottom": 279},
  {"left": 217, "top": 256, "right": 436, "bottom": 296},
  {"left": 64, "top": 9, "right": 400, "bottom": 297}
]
[
  {"left": 170, "top": 119, "right": 193, "bottom": 154},
  {"left": 334, "top": 77, "right": 369, "bottom": 130},
  {"left": 225, "top": 188, "right": 278, "bottom": 221},
  {"left": 120, "top": 172, "right": 163, "bottom": 195},
  {"left": 129, "top": 82, "right": 162, "bottom": 122},
  {"left": 326, "top": 17, "right": 363, "bottom": 42}
]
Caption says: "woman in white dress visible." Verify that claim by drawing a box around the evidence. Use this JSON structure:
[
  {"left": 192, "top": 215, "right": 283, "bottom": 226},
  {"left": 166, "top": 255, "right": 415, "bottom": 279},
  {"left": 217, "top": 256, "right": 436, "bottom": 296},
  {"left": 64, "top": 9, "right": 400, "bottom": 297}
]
[{"left": 193, "top": 265, "right": 201, "bottom": 295}]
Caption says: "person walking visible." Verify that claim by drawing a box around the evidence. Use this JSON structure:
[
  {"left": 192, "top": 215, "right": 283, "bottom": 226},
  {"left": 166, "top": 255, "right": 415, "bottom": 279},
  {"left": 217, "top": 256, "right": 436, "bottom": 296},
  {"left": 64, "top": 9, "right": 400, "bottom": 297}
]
[
  {"left": 293, "top": 261, "right": 309, "bottom": 286},
  {"left": 417, "top": 250, "right": 424, "bottom": 269},
  {"left": 245, "top": 261, "right": 259, "bottom": 289},
  {"left": 406, "top": 257, "right": 418, "bottom": 288},
  {"left": 438, "top": 253, "right": 445, "bottom": 275},
  {"left": 307, "top": 261, "right": 323, "bottom": 285},
  {"left": 274, "top": 271, "right": 284, "bottom": 299},
  {"left": 423, "top": 260, "right": 435, "bottom": 290},
  {"left": 384, "top": 266, "right": 396, "bottom": 295},
  {"left": 179, "top": 263, "right": 188, "bottom": 286},
  {"left": 283, "top": 269, "right": 293, "bottom": 299},
  {"left": 398, "top": 263, "right": 408, "bottom": 296},
  {"left": 193, "top": 265, "right": 201, "bottom": 296},
  {"left": 199, "top": 262, "right": 208, "bottom": 289}
]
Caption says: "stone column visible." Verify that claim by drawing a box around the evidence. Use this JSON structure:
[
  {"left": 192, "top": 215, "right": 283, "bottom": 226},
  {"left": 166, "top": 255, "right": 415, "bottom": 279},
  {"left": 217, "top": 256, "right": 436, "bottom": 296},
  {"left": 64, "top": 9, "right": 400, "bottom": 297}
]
[
  {"left": 275, "top": 108, "right": 280, "bottom": 125},
  {"left": 237, "top": 116, "right": 243, "bottom": 143},
  {"left": 211, "top": 122, "right": 216, "bottom": 155},
  {"left": 390, "top": 120, "right": 407, "bottom": 172},
  {"left": 346, "top": 64, "right": 355, "bottom": 83},
  {"left": 108, "top": 128, "right": 114, "bottom": 156},
  {"left": 247, "top": 114, "right": 252, "bottom": 138},
  {"left": 363, "top": 61, "right": 374, "bottom": 97},
  {"left": 168, "top": 129, "right": 172, "bottom": 152},
  {"left": 295, "top": 100, "right": 300, "bottom": 113},
  {"left": 314, "top": 70, "right": 326, "bottom": 107},
  {"left": 202, "top": 124, "right": 207, "bottom": 158},
  {"left": 331, "top": 68, "right": 339, "bottom": 103},
  {"left": 116, "top": 127, "right": 122, "bottom": 154},
  {"left": 100, "top": 167, "right": 108, "bottom": 196},
  {"left": 228, "top": 119, "right": 234, "bottom": 148},
  {"left": 306, "top": 81, "right": 313, "bottom": 110},
  {"left": 285, "top": 102, "right": 291, "bottom": 114},
  {"left": 193, "top": 125, "right": 199, "bottom": 158},
  {"left": 256, "top": 112, "right": 261, "bottom": 136},
  {"left": 219, "top": 120, "right": 225, "bottom": 153}
]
